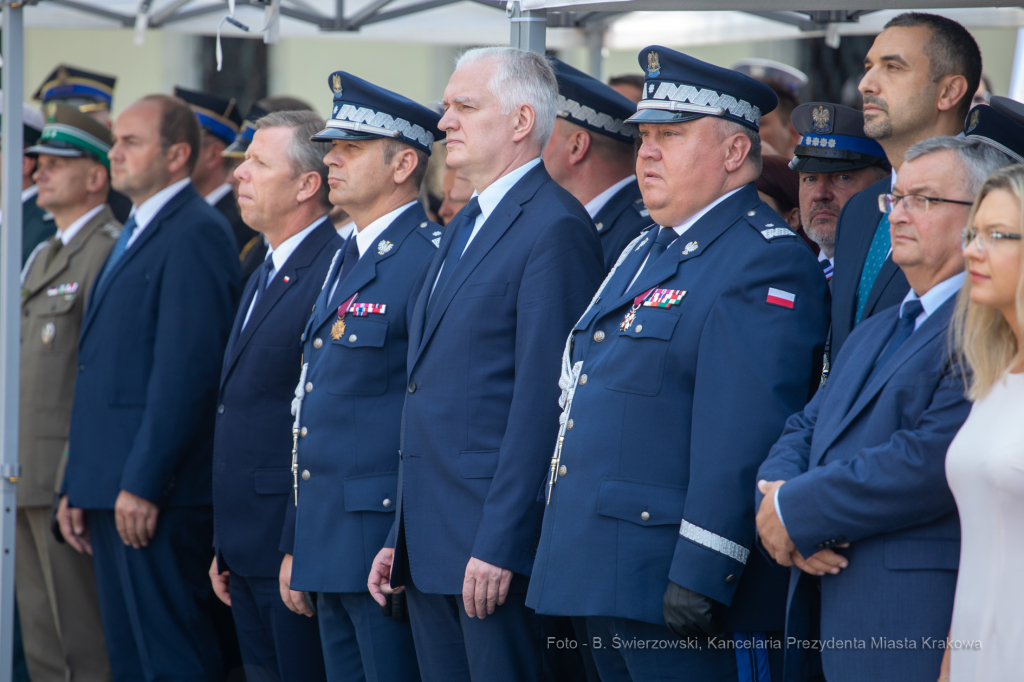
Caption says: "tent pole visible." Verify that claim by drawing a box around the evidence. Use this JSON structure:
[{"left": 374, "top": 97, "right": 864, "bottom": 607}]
[
  {"left": 585, "top": 24, "right": 603, "bottom": 79},
  {"left": 0, "top": 1, "right": 23, "bottom": 680},
  {"left": 508, "top": 1, "right": 546, "bottom": 54},
  {"left": 1010, "top": 27, "right": 1024, "bottom": 101}
]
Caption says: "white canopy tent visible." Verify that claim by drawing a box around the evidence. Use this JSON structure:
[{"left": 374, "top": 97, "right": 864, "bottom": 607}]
[{"left": 0, "top": 1, "right": 1016, "bottom": 677}]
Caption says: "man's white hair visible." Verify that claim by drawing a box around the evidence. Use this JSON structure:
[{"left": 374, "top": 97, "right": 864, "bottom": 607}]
[{"left": 455, "top": 47, "right": 558, "bottom": 149}]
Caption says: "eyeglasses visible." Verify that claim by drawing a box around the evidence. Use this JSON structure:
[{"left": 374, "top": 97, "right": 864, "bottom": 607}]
[
  {"left": 961, "top": 226, "right": 1023, "bottom": 252},
  {"left": 878, "top": 193, "right": 974, "bottom": 215}
]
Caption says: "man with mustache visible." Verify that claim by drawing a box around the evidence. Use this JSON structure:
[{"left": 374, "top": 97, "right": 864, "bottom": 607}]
[
  {"left": 789, "top": 103, "right": 891, "bottom": 282},
  {"left": 830, "top": 12, "right": 980, "bottom": 358}
]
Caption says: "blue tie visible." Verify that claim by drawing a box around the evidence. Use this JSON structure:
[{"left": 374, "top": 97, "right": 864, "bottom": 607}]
[
  {"left": 426, "top": 197, "right": 481, "bottom": 320},
  {"left": 870, "top": 299, "right": 924, "bottom": 378},
  {"left": 96, "top": 215, "right": 138, "bottom": 290},
  {"left": 252, "top": 254, "right": 274, "bottom": 304},
  {"left": 855, "top": 215, "right": 891, "bottom": 324},
  {"left": 625, "top": 227, "right": 678, "bottom": 295}
]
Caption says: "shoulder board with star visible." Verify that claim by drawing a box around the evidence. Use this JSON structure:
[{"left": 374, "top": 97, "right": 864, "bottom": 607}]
[
  {"left": 414, "top": 219, "right": 444, "bottom": 249},
  {"left": 743, "top": 209, "right": 798, "bottom": 242},
  {"left": 99, "top": 222, "right": 121, "bottom": 240}
]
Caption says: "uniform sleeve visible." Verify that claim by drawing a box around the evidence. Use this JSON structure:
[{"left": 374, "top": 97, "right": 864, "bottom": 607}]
[
  {"left": 754, "top": 385, "right": 827, "bottom": 512},
  {"left": 667, "top": 243, "right": 830, "bottom": 605}
]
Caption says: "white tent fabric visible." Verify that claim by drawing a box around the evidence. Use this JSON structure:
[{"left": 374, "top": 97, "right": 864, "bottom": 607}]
[{"left": 523, "top": 0, "right": 1020, "bottom": 10}]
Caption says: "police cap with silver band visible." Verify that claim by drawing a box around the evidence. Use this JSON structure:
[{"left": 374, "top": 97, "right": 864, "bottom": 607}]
[
  {"left": 174, "top": 86, "right": 242, "bottom": 146},
  {"left": 26, "top": 103, "right": 113, "bottom": 168},
  {"left": 552, "top": 58, "right": 636, "bottom": 144},
  {"left": 965, "top": 96, "right": 1024, "bottom": 164},
  {"left": 311, "top": 71, "right": 441, "bottom": 156},
  {"left": 223, "top": 102, "right": 270, "bottom": 159},
  {"left": 790, "top": 102, "right": 890, "bottom": 174},
  {"left": 731, "top": 58, "right": 808, "bottom": 98},
  {"left": 627, "top": 46, "right": 777, "bottom": 132},
  {"left": 33, "top": 64, "right": 116, "bottom": 113}
]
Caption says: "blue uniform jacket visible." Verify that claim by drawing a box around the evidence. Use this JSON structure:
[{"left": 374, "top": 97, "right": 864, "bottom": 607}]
[
  {"left": 67, "top": 183, "right": 240, "bottom": 508},
  {"left": 830, "top": 176, "right": 909, "bottom": 358},
  {"left": 212, "top": 217, "right": 341, "bottom": 578},
  {"left": 283, "top": 203, "right": 440, "bottom": 594},
  {"left": 594, "top": 180, "right": 648, "bottom": 272},
  {"left": 757, "top": 296, "right": 968, "bottom": 682},
  {"left": 388, "top": 163, "right": 605, "bottom": 595},
  {"left": 526, "top": 183, "right": 830, "bottom": 632}
]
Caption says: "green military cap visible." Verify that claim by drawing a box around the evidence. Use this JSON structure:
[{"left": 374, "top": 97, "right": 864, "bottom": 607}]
[{"left": 25, "top": 103, "right": 113, "bottom": 168}]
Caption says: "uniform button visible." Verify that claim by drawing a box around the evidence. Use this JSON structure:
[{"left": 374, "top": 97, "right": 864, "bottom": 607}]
[
  {"left": 408, "top": 382, "right": 417, "bottom": 393},
  {"left": 78, "top": 364, "right": 85, "bottom": 372},
  {"left": 641, "top": 511, "right": 650, "bottom": 521},
  {"left": 579, "top": 374, "right": 588, "bottom": 385},
  {"left": 566, "top": 419, "right": 574, "bottom": 430},
  {"left": 348, "top": 334, "right": 357, "bottom": 343},
  {"left": 300, "top": 427, "right": 308, "bottom": 437},
  {"left": 725, "top": 574, "right": 736, "bottom": 584},
  {"left": 301, "top": 470, "right": 310, "bottom": 481},
  {"left": 558, "top": 464, "right": 567, "bottom": 477},
  {"left": 383, "top": 498, "right": 392, "bottom": 508},
  {"left": 313, "top": 338, "right": 323, "bottom": 349},
  {"left": 747, "top": 210, "right": 756, "bottom": 217},
  {"left": 305, "top": 382, "right": 313, "bottom": 393},
  {"left": 593, "top": 331, "right": 605, "bottom": 342},
  {"left": 635, "top": 324, "right": 643, "bottom": 333},
  {"left": 217, "top": 404, "right": 225, "bottom": 414}
]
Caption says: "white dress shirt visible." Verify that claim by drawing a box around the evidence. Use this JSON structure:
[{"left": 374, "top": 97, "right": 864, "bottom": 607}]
[
  {"left": 59, "top": 203, "right": 106, "bottom": 245},
  {"left": 327, "top": 201, "right": 418, "bottom": 302},
  {"left": 204, "top": 182, "right": 234, "bottom": 207},
  {"left": 585, "top": 175, "right": 637, "bottom": 224},
  {"left": 126, "top": 177, "right": 192, "bottom": 248},
  {"left": 242, "top": 217, "right": 325, "bottom": 328},
  {"left": 336, "top": 221, "right": 356, "bottom": 240}
]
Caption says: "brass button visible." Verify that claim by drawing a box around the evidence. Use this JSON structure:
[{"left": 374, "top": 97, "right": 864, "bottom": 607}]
[
  {"left": 558, "top": 465, "right": 567, "bottom": 477},
  {"left": 300, "top": 427, "right": 308, "bottom": 437},
  {"left": 641, "top": 511, "right": 650, "bottom": 521},
  {"left": 635, "top": 325, "right": 643, "bottom": 333},
  {"left": 566, "top": 419, "right": 574, "bottom": 430},
  {"left": 579, "top": 374, "right": 588, "bottom": 385},
  {"left": 348, "top": 334, "right": 357, "bottom": 343},
  {"left": 593, "top": 331, "right": 605, "bottom": 342},
  {"left": 383, "top": 498, "right": 392, "bottom": 508},
  {"left": 301, "top": 470, "right": 310, "bottom": 481},
  {"left": 725, "top": 574, "right": 736, "bottom": 584},
  {"left": 305, "top": 382, "right": 313, "bottom": 393},
  {"left": 313, "top": 338, "right": 323, "bottom": 349}
]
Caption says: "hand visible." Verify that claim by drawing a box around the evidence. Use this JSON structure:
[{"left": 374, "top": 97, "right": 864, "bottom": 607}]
[
  {"left": 791, "top": 548, "right": 849, "bottom": 577},
  {"left": 663, "top": 581, "right": 724, "bottom": 638},
  {"left": 462, "top": 557, "right": 512, "bottom": 619},
  {"left": 368, "top": 547, "right": 404, "bottom": 607},
  {"left": 279, "top": 554, "right": 313, "bottom": 617},
  {"left": 938, "top": 629, "right": 951, "bottom": 681},
  {"left": 209, "top": 557, "right": 231, "bottom": 606},
  {"left": 756, "top": 480, "right": 795, "bottom": 566},
  {"left": 57, "top": 495, "right": 92, "bottom": 555},
  {"left": 114, "top": 490, "right": 159, "bottom": 549}
]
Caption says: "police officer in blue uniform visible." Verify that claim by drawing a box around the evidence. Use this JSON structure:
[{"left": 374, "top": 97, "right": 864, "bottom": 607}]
[
  {"left": 526, "top": 47, "right": 831, "bottom": 682},
  {"left": 278, "top": 72, "right": 440, "bottom": 682},
  {"left": 964, "top": 95, "right": 1024, "bottom": 164},
  {"left": 544, "top": 59, "right": 648, "bottom": 272}
]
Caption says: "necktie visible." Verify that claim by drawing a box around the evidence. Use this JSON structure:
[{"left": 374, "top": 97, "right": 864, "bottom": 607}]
[
  {"left": 855, "top": 215, "right": 891, "bottom": 324},
  {"left": 426, "top": 197, "right": 482, "bottom": 320},
  {"left": 44, "top": 235, "right": 62, "bottom": 270},
  {"left": 95, "top": 215, "right": 138, "bottom": 291},
  {"left": 327, "top": 236, "right": 361, "bottom": 307},
  {"left": 628, "top": 226, "right": 678, "bottom": 293},
  {"left": 249, "top": 254, "right": 274, "bottom": 308},
  {"left": 870, "top": 299, "right": 924, "bottom": 377}
]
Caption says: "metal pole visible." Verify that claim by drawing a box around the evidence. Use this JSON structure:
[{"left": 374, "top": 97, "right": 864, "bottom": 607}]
[
  {"left": 584, "top": 24, "right": 603, "bottom": 79},
  {"left": 507, "top": 0, "right": 546, "bottom": 54},
  {"left": 0, "top": 1, "right": 23, "bottom": 680}
]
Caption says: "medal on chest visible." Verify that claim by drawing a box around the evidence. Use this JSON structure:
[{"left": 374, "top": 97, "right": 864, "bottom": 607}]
[
  {"left": 620, "top": 288, "right": 654, "bottom": 331},
  {"left": 331, "top": 293, "right": 359, "bottom": 340}
]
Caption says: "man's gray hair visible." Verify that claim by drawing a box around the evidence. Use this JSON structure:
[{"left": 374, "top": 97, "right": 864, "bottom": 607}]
[
  {"left": 255, "top": 110, "right": 331, "bottom": 209},
  {"left": 455, "top": 47, "right": 558, "bottom": 149},
  {"left": 905, "top": 136, "right": 1014, "bottom": 197}
]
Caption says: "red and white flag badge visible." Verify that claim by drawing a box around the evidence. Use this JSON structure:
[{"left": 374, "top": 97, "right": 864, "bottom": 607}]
[{"left": 766, "top": 287, "right": 796, "bottom": 309}]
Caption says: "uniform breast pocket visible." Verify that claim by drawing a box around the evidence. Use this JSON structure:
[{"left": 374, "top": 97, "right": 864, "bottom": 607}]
[
  {"left": 605, "top": 311, "right": 681, "bottom": 396},
  {"left": 328, "top": 318, "right": 389, "bottom": 396},
  {"left": 33, "top": 295, "right": 78, "bottom": 354}
]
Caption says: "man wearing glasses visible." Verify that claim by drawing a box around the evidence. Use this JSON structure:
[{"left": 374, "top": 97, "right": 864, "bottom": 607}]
[{"left": 754, "top": 136, "right": 1009, "bottom": 682}]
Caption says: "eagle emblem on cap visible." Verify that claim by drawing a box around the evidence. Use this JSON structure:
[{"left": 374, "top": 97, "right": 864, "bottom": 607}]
[
  {"left": 811, "top": 105, "right": 832, "bottom": 134},
  {"left": 331, "top": 73, "right": 343, "bottom": 95},
  {"left": 647, "top": 51, "right": 661, "bottom": 78},
  {"left": 968, "top": 107, "right": 980, "bottom": 133}
]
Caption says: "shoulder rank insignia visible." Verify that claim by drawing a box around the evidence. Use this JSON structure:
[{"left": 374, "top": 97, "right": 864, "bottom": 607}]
[
  {"left": 761, "top": 227, "right": 797, "bottom": 240},
  {"left": 377, "top": 240, "right": 394, "bottom": 255},
  {"left": 682, "top": 241, "right": 698, "bottom": 255},
  {"left": 643, "top": 288, "right": 686, "bottom": 308}
]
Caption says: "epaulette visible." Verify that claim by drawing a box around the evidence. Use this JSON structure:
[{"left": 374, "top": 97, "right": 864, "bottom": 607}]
[
  {"left": 100, "top": 222, "right": 121, "bottom": 240},
  {"left": 744, "top": 208, "right": 798, "bottom": 242},
  {"left": 416, "top": 219, "right": 444, "bottom": 248},
  {"left": 633, "top": 197, "right": 650, "bottom": 219}
]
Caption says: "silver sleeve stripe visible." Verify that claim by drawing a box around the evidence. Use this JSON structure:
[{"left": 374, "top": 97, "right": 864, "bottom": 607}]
[
  {"left": 645, "top": 81, "right": 761, "bottom": 127},
  {"left": 679, "top": 520, "right": 750, "bottom": 564},
  {"left": 557, "top": 95, "right": 635, "bottom": 139},
  {"left": 330, "top": 103, "right": 434, "bottom": 149}
]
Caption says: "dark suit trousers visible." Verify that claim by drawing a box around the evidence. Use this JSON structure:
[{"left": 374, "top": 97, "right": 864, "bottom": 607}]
[
  {"left": 227, "top": 573, "right": 326, "bottom": 682},
  {"left": 89, "top": 507, "right": 222, "bottom": 682},
  {"left": 316, "top": 591, "right": 420, "bottom": 682}
]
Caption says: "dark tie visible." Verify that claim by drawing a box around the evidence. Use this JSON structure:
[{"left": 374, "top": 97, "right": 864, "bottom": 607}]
[
  {"left": 250, "top": 254, "right": 274, "bottom": 308},
  {"left": 95, "top": 215, "right": 138, "bottom": 290},
  {"left": 426, "top": 196, "right": 481, "bottom": 320},
  {"left": 630, "top": 226, "right": 679, "bottom": 290},
  {"left": 871, "top": 299, "right": 925, "bottom": 376},
  {"left": 44, "top": 235, "right": 62, "bottom": 270},
  {"left": 338, "top": 235, "right": 360, "bottom": 285}
]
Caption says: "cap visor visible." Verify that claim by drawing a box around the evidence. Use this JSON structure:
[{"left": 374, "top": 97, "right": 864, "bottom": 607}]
[
  {"left": 310, "top": 127, "right": 384, "bottom": 143},
  {"left": 24, "top": 144, "right": 87, "bottom": 158},
  {"left": 625, "top": 109, "right": 706, "bottom": 125}
]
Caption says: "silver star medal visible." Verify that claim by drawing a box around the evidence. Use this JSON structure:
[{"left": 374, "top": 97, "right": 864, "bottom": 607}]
[
  {"left": 682, "top": 241, "right": 698, "bottom": 255},
  {"left": 377, "top": 240, "right": 394, "bottom": 255}
]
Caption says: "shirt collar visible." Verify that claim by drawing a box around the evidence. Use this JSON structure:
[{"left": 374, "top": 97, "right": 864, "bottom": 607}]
[
  {"left": 204, "top": 182, "right": 234, "bottom": 207},
  {"left": 266, "top": 216, "right": 326, "bottom": 274},
  {"left": 669, "top": 187, "right": 743, "bottom": 237},
  {"left": 336, "top": 221, "right": 356, "bottom": 240},
  {"left": 900, "top": 271, "right": 965, "bottom": 322},
  {"left": 22, "top": 185, "right": 38, "bottom": 203},
  {"left": 131, "top": 178, "right": 191, "bottom": 230},
  {"left": 355, "top": 201, "right": 418, "bottom": 258},
  {"left": 59, "top": 204, "right": 106, "bottom": 245},
  {"left": 585, "top": 175, "right": 636, "bottom": 219},
  {"left": 475, "top": 157, "right": 542, "bottom": 225}
]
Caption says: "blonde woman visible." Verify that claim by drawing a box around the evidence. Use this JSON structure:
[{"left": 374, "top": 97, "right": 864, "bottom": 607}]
[{"left": 944, "top": 164, "right": 1024, "bottom": 680}]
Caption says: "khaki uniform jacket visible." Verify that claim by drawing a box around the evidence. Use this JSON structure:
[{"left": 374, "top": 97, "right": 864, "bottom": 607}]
[{"left": 18, "top": 205, "right": 120, "bottom": 507}]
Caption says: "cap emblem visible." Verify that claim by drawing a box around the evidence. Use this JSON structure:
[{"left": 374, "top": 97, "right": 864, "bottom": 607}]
[
  {"left": 44, "top": 103, "right": 58, "bottom": 121},
  {"left": 647, "top": 51, "right": 661, "bottom": 78},
  {"left": 968, "top": 108, "right": 980, "bottom": 133},
  {"left": 811, "top": 105, "right": 832, "bottom": 134},
  {"left": 332, "top": 73, "right": 343, "bottom": 95}
]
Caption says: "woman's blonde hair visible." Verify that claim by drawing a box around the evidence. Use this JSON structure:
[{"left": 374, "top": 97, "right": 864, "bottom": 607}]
[{"left": 953, "top": 163, "right": 1024, "bottom": 399}]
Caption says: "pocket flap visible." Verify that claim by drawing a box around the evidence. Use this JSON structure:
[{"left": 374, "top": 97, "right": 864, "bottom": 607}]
[
  {"left": 343, "top": 472, "right": 398, "bottom": 512},
  {"left": 459, "top": 450, "right": 500, "bottom": 479},
  {"left": 598, "top": 478, "right": 686, "bottom": 526},
  {"left": 332, "top": 318, "right": 388, "bottom": 348},
  {"left": 39, "top": 292, "right": 78, "bottom": 316},
  {"left": 883, "top": 538, "right": 960, "bottom": 571},
  {"left": 618, "top": 311, "right": 680, "bottom": 340},
  {"left": 254, "top": 467, "right": 292, "bottom": 495}
]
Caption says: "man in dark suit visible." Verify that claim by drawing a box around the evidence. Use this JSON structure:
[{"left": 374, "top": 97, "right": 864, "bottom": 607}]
[
  {"left": 57, "top": 94, "right": 240, "bottom": 681},
  {"left": 279, "top": 72, "right": 442, "bottom": 682},
  {"left": 367, "top": 47, "right": 605, "bottom": 682},
  {"left": 544, "top": 59, "right": 648, "bottom": 272},
  {"left": 756, "top": 136, "right": 1010, "bottom": 682},
  {"left": 831, "top": 13, "right": 980, "bottom": 358},
  {"left": 208, "top": 110, "right": 338, "bottom": 682}
]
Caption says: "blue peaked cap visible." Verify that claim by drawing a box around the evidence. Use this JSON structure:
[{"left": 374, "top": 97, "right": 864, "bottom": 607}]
[
  {"left": 551, "top": 59, "right": 637, "bottom": 144},
  {"left": 965, "top": 96, "right": 1024, "bottom": 164}
]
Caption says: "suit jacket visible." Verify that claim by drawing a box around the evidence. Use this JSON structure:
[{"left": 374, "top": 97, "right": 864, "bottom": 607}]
[
  {"left": 526, "top": 183, "right": 830, "bottom": 631},
  {"left": 594, "top": 180, "right": 649, "bottom": 272},
  {"left": 388, "top": 163, "right": 605, "bottom": 595},
  {"left": 757, "top": 295, "right": 969, "bottom": 682},
  {"left": 22, "top": 193, "right": 57, "bottom": 265},
  {"left": 830, "top": 177, "right": 909, "bottom": 358},
  {"left": 18, "top": 205, "right": 120, "bottom": 508},
  {"left": 282, "top": 203, "right": 440, "bottom": 594},
  {"left": 212, "top": 217, "right": 341, "bottom": 578},
  {"left": 66, "top": 183, "right": 241, "bottom": 509},
  {"left": 215, "top": 191, "right": 257, "bottom": 254}
]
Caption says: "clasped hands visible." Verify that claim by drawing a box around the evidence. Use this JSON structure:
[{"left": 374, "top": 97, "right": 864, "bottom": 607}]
[
  {"left": 58, "top": 489, "right": 159, "bottom": 554},
  {"left": 756, "top": 480, "right": 849, "bottom": 577}
]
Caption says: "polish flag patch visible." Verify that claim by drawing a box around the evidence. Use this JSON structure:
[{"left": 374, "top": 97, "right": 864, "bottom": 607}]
[{"left": 766, "top": 288, "right": 796, "bottom": 309}]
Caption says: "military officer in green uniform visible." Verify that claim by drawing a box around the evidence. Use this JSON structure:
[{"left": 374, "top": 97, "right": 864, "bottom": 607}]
[{"left": 16, "top": 103, "right": 120, "bottom": 682}]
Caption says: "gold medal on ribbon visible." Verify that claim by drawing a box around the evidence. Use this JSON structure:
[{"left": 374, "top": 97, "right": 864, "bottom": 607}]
[{"left": 331, "top": 318, "right": 346, "bottom": 340}]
